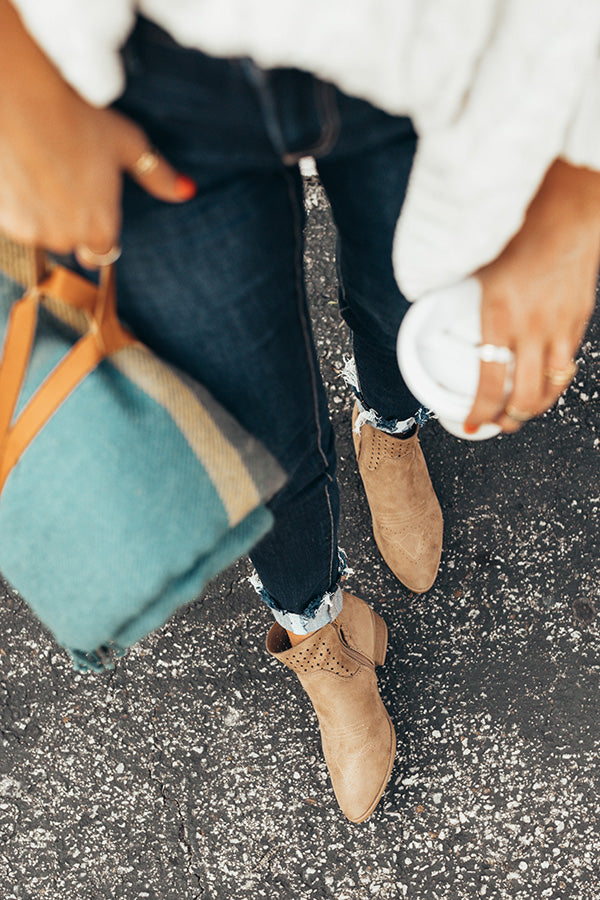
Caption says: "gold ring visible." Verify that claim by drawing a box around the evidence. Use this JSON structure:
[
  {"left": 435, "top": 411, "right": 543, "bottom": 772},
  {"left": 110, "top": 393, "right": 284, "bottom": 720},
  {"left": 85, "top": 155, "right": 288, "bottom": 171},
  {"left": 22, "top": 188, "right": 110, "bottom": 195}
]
[
  {"left": 503, "top": 404, "right": 533, "bottom": 424},
  {"left": 130, "top": 148, "right": 160, "bottom": 177},
  {"left": 544, "top": 361, "right": 578, "bottom": 387},
  {"left": 75, "top": 244, "right": 122, "bottom": 268}
]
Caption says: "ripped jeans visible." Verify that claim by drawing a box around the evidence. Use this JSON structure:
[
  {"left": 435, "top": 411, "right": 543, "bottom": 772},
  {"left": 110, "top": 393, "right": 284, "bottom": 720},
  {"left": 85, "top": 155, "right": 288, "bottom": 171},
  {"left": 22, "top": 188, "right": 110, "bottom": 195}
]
[{"left": 113, "top": 18, "right": 421, "bottom": 633}]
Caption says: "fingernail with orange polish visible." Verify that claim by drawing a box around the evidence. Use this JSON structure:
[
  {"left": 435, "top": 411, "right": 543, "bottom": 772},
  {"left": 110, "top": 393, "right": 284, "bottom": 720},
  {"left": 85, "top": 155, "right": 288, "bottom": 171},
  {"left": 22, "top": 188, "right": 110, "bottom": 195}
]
[
  {"left": 463, "top": 423, "right": 478, "bottom": 434},
  {"left": 175, "top": 175, "right": 197, "bottom": 201}
]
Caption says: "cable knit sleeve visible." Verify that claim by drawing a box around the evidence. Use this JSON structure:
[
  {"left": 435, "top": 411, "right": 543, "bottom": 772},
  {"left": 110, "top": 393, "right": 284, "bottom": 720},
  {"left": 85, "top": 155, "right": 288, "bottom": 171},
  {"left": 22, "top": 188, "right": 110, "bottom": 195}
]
[
  {"left": 11, "top": 0, "right": 136, "bottom": 106},
  {"left": 392, "top": 1, "right": 600, "bottom": 299}
]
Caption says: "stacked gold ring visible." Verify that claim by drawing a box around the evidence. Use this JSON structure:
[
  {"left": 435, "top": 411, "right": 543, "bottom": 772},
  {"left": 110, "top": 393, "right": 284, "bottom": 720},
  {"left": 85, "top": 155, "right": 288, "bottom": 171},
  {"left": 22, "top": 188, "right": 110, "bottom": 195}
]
[
  {"left": 500, "top": 360, "right": 577, "bottom": 427},
  {"left": 130, "top": 147, "right": 160, "bottom": 177},
  {"left": 544, "top": 361, "right": 578, "bottom": 387}
]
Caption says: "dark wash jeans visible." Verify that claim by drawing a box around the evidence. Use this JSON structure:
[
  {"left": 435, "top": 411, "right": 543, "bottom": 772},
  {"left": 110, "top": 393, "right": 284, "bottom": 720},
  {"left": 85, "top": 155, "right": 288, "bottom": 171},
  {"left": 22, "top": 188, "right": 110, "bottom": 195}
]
[{"left": 111, "top": 18, "right": 419, "bottom": 628}]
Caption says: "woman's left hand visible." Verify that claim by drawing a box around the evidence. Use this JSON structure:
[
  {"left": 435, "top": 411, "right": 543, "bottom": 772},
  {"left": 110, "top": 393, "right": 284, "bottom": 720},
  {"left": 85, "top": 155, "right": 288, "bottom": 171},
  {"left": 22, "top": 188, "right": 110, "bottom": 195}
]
[{"left": 464, "top": 159, "right": 600, "bottom": 435}]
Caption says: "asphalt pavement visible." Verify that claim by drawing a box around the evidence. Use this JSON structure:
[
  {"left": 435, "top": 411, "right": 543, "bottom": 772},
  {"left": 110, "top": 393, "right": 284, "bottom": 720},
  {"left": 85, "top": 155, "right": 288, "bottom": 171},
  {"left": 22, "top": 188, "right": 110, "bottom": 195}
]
[{"left": 1, "top": 176, "right": 599, "bottom": 900}]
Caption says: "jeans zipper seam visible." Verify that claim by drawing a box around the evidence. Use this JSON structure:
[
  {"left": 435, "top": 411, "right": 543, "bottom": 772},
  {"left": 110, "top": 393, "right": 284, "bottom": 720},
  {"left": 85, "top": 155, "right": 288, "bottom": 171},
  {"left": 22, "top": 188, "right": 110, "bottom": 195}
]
[{"left": 281, "top": 81, "right": 341, "bottom": 166}]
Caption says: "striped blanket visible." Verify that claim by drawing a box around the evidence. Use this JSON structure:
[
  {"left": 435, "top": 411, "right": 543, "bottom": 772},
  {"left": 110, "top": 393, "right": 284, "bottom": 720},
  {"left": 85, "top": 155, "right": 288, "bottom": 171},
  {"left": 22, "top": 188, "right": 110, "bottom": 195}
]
[{"left": 0, "top": 239, "right": 285, "bottom": 671}]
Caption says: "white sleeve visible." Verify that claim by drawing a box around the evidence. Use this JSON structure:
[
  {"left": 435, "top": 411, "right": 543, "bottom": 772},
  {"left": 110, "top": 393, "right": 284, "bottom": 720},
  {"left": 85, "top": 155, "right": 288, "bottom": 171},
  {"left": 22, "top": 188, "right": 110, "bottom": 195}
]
[
  {"left": 11, "top": 0, "right": 136, "bottom": 106},
  {"left": 393, "top": 3, "right": 600, "bottom": 300},
  {"left": 561, "top": 55, "right": 600, "bottom": 171}
]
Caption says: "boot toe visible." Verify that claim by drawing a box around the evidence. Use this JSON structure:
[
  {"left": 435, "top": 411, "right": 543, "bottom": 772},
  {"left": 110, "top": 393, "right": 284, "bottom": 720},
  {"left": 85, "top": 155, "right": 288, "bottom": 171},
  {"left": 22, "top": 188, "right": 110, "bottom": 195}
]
[
  {"left": 324, "top": 710, "right": 396, "bottom": 823},
  {"left": 373, "top": 504, "right": 443, "bottom": 593}
]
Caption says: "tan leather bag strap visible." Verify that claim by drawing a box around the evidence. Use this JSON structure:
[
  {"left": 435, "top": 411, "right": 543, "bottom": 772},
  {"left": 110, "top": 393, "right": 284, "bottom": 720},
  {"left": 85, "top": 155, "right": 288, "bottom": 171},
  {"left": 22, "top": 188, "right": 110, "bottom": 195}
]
[
  {"left": 0, "top": 264, "right": 102, "bottom": 445},
  {"left": 0, "top": 285, "right": 40, "bottom": 443},
  {"left": 0, "top": 262, "right": 136, "bottom": 493},
  {"left": 42, "top": 265, "right": 100, "bottom": 312}
]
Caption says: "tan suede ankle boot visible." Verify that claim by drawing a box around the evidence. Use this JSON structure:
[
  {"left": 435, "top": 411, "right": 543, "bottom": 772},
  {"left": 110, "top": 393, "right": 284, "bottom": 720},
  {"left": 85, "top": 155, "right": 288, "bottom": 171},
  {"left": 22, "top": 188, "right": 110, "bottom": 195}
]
[
  {"left": 352, "top": 404, "right": 443, "bottom": 593},
  {"left": 266, "top": 592, "right": 395, "bottom": 823}
]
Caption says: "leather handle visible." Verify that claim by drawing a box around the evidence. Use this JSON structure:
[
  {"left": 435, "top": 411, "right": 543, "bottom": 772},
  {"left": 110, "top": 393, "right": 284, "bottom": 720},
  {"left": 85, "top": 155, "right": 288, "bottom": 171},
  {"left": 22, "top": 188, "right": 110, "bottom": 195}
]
[
  {"left": 0, "top": 260, "right": 115, "bottom": 444},
  {"left": 0, "top": 286, "right": 40, "bottom": 443},
  {"left": 0, "top": 258, "right": 136, "bottom": 493}
]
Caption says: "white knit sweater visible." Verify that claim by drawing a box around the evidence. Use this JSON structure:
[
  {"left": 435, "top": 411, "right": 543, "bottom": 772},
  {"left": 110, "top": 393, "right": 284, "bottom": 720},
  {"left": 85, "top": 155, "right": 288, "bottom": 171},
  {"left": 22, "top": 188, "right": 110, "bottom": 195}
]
[{"left": 12, "top": 0, "right": 600, "bottom": 298}]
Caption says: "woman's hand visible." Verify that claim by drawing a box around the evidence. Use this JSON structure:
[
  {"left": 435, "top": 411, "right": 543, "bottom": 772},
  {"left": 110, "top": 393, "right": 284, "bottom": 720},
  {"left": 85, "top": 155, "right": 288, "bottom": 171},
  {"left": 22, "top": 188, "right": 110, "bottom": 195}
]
[
  {"left": 0, "top": 1, "right": 195, "bottom": 261},
  {"left": 465, "top": 159, "right": 600, "bottom": 434}
]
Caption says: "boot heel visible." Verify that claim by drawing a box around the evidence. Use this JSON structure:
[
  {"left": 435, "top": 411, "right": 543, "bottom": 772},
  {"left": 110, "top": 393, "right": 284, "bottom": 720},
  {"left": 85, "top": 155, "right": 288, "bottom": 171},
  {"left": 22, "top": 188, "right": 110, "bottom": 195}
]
[{"left": 372, "top": 612, "right": 388, "bottom": 666}]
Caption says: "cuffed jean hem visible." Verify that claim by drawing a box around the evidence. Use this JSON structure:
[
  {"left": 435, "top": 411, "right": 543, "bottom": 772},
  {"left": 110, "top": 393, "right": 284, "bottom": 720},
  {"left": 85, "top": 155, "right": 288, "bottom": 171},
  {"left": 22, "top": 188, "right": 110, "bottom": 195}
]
[
  {"left": 263, "top": 584, "right": 344, "bottom": 634},
  {"left": 249, "top": 549, "right": 347, "bottom": 634},
  {"left": 341, "top": 356, "right": 432, "bottom": 435}
]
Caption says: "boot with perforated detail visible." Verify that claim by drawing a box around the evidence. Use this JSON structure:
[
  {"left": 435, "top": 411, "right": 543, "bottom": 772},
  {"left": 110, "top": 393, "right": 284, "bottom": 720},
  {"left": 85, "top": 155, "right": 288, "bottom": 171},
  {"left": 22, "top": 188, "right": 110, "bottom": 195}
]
[
  {"left": 352, "top": 403, "right": 443, "bottom": 593},
  {"left": 266, "top": 591, "right": 395, "bottom": 823}
]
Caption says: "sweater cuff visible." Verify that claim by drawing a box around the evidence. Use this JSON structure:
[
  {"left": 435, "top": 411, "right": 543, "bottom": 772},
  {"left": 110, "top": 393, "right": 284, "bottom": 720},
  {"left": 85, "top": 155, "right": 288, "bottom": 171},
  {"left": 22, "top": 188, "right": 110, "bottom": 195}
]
[{"left": 561, "top": 58, "right": 600, "bottom": 173}]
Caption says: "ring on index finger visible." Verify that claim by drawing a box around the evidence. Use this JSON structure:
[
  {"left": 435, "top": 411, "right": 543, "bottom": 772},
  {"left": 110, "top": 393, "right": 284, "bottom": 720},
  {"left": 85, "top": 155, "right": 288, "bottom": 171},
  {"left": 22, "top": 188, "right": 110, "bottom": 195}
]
[{"left": 130, "top": 147, "right": 160, "bottom": 177}]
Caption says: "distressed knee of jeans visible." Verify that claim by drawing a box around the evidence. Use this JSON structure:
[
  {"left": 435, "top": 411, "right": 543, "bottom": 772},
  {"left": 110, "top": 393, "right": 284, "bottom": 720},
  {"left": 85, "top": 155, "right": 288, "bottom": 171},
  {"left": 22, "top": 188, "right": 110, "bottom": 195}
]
[
  {"left": 341, "top": 355, "right": 362, "bottom": 398},
  {"left": 249, "top": 549, "right": 347, "bottom": 634}
]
